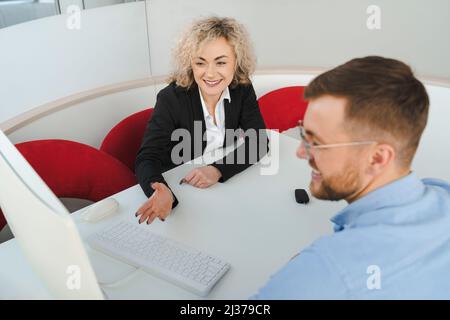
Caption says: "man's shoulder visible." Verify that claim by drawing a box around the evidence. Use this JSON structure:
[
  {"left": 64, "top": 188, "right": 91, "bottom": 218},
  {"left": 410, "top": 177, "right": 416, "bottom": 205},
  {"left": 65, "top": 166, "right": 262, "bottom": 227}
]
[
  {"left": 305, "top": 230, "right": 382, "bottom": 279},
  {"left": 252, "top": 244, "right": 349, "bottom": 299},
  {"left": 418, "top": 177, "right": 450, "bottom": 216},
  {"left": 422, "top": 177, "right": 450, "bottom": 193}
]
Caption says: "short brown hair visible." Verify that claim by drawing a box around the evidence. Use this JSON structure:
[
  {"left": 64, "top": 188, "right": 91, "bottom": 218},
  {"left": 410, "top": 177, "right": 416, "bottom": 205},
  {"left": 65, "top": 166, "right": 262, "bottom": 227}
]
[
  {"left": 304, "top": 56, "right": 429, "bottom": 167},
  {"left": 169, "top": 16, "right": 256, "bottom": 89}
]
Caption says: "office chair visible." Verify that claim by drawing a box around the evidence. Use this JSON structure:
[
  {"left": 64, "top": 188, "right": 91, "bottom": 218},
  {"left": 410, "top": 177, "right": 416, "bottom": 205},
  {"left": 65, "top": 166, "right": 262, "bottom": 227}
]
[
  {"left": 0, "top": 209, "right": 6, "bottom": 232},
  {"left": 257, "top": 86, "right": 308, "bottom": 132},
  {"left": 100, "top": 108, "right": 153, "bottom": 172},
  {"left": 0, "top": 139, "right": 137, "bottom": 230}
]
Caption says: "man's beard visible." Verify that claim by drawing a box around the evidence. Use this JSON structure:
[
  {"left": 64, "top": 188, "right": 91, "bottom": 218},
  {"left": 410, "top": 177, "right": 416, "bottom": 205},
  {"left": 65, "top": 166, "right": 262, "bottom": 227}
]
[{"left": 310, "top": 160, "right": 361, "bottom": 201}]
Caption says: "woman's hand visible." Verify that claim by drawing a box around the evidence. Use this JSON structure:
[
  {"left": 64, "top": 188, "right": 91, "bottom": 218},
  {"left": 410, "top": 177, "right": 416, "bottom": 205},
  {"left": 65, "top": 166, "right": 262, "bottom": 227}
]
[
  {"left": 135, "top": 182, "right": 173, "bottom": 224},
  {"left": 182, "top": 165, "right": 222, "bottom": 188}
]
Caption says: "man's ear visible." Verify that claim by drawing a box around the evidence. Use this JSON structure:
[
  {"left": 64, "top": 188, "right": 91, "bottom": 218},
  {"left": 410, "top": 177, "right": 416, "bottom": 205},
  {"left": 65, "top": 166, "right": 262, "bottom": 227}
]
[{"left": 366, "top": 143, "right": 396, "bottom": 176}]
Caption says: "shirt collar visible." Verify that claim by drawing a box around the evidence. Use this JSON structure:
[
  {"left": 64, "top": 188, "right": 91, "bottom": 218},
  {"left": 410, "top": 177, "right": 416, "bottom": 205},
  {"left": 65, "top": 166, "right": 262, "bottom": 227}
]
[
  {"left": 199, "top": 87, "right": 231, "bottom": 118},
  {"left": 330, "top": 172, "right": 426, "bottom": 231}
]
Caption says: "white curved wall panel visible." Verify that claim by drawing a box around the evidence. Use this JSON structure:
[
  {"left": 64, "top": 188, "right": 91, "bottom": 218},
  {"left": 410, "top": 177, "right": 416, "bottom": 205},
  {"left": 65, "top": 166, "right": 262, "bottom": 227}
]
[
  {"left": 0, "top": 1, "right": 151, "bottom": 125},
  {"left": 412, "top": 85, "right": 450, "bottom": 182},
  {"left": 7, "top": 85, "right": 156, "bottom": 147},
  {"left": 146, "top": 0, "right": 450, "bottom": 80},
  {"left": 251, "top": 74, "right": 316, "bottom": 98}
]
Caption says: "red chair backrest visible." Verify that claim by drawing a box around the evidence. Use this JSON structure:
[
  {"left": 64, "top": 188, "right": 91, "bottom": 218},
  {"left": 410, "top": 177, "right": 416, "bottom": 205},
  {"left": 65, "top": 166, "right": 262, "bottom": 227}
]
[
  {"left": 100, "top": 108, "right": 153, "bottom": 172},
  {"left": 258, "top": 86, "right": 308, "bottom": 132},
  {"left": 0, "top": 209, "right": 6, "bottom": 231},
  {"left": 15, "top": 140, "right": 136, "bottom": 201},
  {"left": 0, "top": 139, "right": 137, "bottom": 230}
]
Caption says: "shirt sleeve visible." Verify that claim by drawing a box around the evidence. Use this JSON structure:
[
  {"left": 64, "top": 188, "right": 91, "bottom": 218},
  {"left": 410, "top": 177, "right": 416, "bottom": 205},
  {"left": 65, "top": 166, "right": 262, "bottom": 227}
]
[
  {"left": 250, "top": 248, "right": 349, "bottom": 300},
  {"left": 210, "top": 84, "right": 269, "bottom": 182}
]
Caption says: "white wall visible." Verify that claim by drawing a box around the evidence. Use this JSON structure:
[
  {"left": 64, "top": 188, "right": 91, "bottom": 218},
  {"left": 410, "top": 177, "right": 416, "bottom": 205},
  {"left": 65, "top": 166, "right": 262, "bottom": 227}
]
[
  {"left": 0, "top": 1, "right": 151, "bottom": 124},
  {"left": 147, "top": 0, "right": 450, "bottom": 79},
  {"left": 412, "top": 85, "right": 450, "bottom": 181},
  {"left": 1, "top": 0, "right": 450, "bottom": 147}
]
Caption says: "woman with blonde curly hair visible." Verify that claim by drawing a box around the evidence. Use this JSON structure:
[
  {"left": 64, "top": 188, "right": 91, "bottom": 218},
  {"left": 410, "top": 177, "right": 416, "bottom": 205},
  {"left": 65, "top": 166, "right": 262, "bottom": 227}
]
[{"left": 135, "top": 16, "right": 268, "bottom": 224}]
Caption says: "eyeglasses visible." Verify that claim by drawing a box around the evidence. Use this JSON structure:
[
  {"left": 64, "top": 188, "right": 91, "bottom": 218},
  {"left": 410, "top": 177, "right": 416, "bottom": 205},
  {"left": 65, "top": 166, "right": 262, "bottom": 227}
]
[{"left": 298, "top": 124, "right": 376, "bottom": 160}]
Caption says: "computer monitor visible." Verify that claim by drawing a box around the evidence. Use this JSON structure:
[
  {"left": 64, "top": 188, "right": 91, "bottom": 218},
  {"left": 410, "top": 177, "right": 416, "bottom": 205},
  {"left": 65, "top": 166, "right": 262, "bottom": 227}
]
[{"left": 0, "top": 130, "right": 103, "bottom": 299}]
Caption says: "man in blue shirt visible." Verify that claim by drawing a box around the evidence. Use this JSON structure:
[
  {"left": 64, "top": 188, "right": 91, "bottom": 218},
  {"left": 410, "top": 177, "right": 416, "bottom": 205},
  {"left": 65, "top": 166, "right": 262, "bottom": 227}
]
[{"left": 253, "top": 56, "right": 450, "bottom": 299}]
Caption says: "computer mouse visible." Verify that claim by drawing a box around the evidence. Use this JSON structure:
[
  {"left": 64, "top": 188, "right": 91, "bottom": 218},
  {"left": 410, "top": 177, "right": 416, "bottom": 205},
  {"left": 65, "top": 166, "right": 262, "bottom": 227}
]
[
  {"left": 82, "top": 197, "right": 119, "bottom": 222},
  {"left": 295, "top": 189, "right": 310, "bottom": 204}
]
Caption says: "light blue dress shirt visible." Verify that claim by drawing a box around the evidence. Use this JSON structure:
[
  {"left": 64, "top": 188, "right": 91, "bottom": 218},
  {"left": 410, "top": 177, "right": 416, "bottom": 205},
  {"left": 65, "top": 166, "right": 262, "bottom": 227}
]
[{"left": 252, "top": 173, "right": 450, "bottom": 299}]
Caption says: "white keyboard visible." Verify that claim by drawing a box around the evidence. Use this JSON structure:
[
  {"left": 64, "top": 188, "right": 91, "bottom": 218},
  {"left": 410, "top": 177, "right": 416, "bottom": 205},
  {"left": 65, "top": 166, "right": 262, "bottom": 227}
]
[{"left": 87, "top": 220, "right": 230, "bottom": 296}]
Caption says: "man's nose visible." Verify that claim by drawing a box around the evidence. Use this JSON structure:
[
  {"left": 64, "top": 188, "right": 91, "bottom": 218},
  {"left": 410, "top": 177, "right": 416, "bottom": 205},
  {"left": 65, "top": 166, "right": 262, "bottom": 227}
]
[{"left": 296, "top": 142, "right": 308, "bottom": 160}]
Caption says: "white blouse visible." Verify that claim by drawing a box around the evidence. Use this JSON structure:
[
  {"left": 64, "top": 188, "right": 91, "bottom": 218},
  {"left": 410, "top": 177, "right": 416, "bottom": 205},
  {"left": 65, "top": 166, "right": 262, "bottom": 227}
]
[{"left": 199, "top": 87, "right": 231, "bottom": 154}]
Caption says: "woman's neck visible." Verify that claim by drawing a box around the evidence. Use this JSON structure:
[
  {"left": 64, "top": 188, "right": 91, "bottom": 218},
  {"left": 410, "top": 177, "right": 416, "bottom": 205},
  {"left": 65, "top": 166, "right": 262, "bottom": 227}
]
[{"left": 200, "top": 90, "right": 222, "bottom": 113}]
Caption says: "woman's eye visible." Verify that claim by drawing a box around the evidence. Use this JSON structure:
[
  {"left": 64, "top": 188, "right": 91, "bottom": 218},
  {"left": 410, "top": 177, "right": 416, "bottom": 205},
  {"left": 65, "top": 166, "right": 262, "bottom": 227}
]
[
  {"left": 217, "top": 61, "right": 226, "bottom": 66},
  {"left": 195, "top": 62, "right": 204, "bottom": 66}
]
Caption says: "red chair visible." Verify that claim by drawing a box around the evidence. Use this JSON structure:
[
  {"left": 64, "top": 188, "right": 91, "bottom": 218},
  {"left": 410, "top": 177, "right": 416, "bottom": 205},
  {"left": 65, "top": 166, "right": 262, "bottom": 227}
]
[
  {"left": 0, "top": 209, "right": 6, "bottom": 232},
  {"left": 257, "top": 86, "right": 308, "bottom": 132},
  {"left": 100, "top": 108, "right": 153, "bottom": 172},
  {"left": 0, "top": 139, "right": 137, "bottom": 230}
]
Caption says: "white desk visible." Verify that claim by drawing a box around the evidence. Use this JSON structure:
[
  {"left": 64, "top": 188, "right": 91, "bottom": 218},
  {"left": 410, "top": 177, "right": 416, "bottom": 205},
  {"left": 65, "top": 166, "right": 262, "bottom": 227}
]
[
  {"left": 0, "top": 132, "right": 347, "bottom": 299},
  {"left": 2, "top": 83, "right": 450, "bottom": 299},
  {"left": 2, "top": 81, "right": 450, "bottom": 299}
]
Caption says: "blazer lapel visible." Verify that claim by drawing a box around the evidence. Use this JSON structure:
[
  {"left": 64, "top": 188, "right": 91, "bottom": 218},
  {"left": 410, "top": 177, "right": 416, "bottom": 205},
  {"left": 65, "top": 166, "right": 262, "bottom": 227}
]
[{"left": 188, "top": 85, "right": 207, "bottom": 155}]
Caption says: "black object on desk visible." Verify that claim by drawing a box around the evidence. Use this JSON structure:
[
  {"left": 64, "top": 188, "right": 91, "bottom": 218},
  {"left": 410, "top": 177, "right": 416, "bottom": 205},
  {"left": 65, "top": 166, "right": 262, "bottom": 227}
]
[{"left": 295, "top": 189, "right": 310, "bottom": 204}]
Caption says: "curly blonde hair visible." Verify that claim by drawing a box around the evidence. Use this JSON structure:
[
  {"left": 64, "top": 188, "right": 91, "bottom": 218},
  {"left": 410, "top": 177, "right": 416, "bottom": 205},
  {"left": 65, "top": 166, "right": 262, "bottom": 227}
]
[{"left": 168, "top": 16, "right": 256, "bottom": 89}]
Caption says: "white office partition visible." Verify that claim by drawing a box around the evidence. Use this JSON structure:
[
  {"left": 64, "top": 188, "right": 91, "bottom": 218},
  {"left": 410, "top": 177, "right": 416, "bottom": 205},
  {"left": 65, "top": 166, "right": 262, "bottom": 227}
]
[
  {"left": 7, "top": 85, "right": 157, "bottom": 147},
  {"left": 412, "top": 85, "right": 450, "bottom": 182},
  {"left": 1, "top": 0, "right": 450, "bottom": 148},
  {"left": 251, "top": 73, "right": 316, "bottom": 98},
  {"left": 146, "top": 0, "right": 450, "bottom": 80},
  {"left": 0, "top": 1, "right": 151, "bottom": 125}
]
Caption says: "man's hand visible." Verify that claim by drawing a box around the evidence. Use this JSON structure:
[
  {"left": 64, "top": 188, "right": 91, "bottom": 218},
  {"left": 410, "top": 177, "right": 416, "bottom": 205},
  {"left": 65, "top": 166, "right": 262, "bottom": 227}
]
[
  {"left": 182, "top": 165, "right": 222, "bottom": 188},
  {"left": 135, "top": 182, "right": 173, "bottom": 224}
]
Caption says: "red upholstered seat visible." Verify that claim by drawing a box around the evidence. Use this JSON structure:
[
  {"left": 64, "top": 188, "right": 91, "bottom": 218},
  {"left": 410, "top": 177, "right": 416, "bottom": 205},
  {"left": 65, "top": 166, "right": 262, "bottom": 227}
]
[
  {"left": 0, "top": 139, "right": 137, "bottom": 231},
  {"left": 257, "top": 86, "right": 308, "bottom": 132},
  {"left": 16, "top": 139, "right": 137, "bottom": 201},
  {"left": 0, "top": 209, "right": 6, "bottom": 232},
  {"left": 100, "top": 108, "right": 153, "bottom": 172}
]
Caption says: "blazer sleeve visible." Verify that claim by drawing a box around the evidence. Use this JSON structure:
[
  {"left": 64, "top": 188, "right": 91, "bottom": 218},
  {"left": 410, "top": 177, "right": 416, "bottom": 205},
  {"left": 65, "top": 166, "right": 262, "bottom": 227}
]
[
  {"left": 210, "top": 84, "right": 269, "bottom": 182},
  {"left": 135, "top": 90, "right": 179, "bottom": 208}
]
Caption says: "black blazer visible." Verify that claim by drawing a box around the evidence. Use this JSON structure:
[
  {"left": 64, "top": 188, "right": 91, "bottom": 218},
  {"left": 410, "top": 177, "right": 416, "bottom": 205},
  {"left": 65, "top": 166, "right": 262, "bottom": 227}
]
[{"left": 135, "top": 81, "right": 268, "bottom": 207}]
